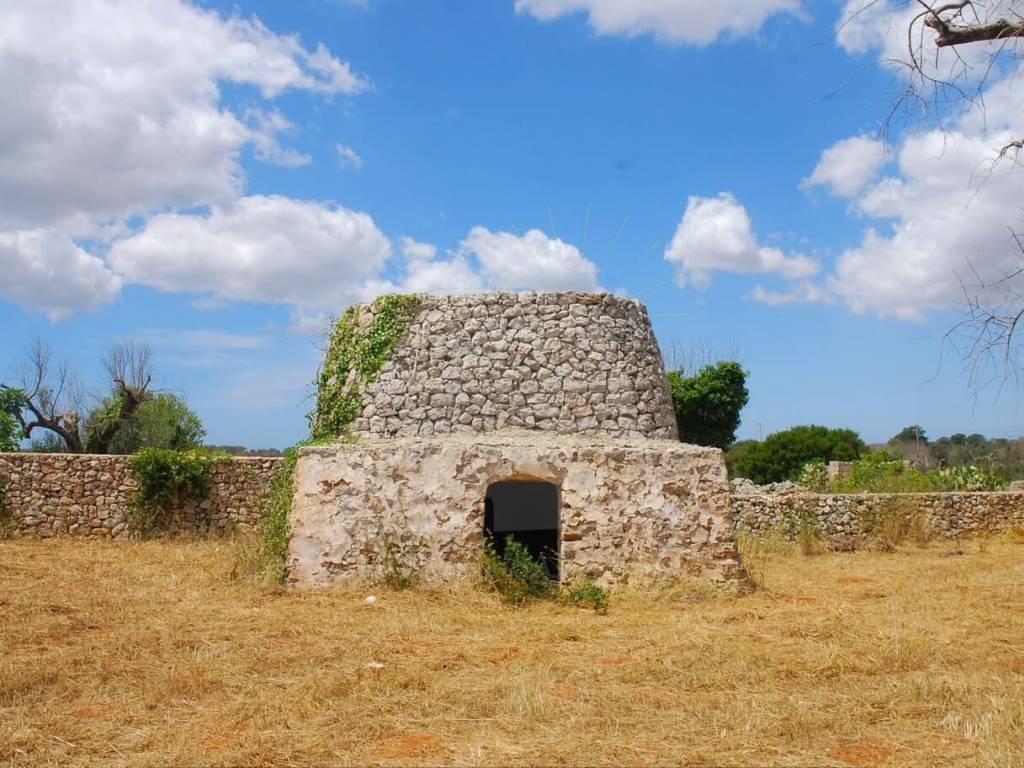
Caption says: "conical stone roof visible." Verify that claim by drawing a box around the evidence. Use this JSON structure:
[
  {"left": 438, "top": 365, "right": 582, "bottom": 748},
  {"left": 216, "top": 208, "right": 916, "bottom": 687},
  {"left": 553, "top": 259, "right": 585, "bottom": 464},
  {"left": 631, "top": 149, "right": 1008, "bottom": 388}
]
[{"left": 342, "top": 291, "right": 678, "bottom": 441}]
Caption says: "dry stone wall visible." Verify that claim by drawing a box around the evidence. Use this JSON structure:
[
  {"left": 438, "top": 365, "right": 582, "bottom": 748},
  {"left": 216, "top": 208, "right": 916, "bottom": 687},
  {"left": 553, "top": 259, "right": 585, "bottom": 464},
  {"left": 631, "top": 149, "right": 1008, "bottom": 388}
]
[
  {"left": 0, "top": 453, "right": 280, "bottom": 538},
  {"left": 287, "top": 432, "right": 740, "bottom": 587},
  {"left": 348, "top": 292, "right": 679, "bottom": 440},
  {"left": 733, "top": 490, "right": 1024, "bottom": 540}
]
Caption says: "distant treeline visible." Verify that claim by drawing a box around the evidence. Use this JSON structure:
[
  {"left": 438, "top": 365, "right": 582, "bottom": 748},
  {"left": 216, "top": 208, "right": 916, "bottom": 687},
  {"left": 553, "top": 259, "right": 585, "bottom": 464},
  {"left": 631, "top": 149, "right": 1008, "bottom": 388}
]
[
  {"left": 727, "top": 425, "right": 1024, "bottom": 484},
  {"left": 206, "top": 445, "right": 284, "bottom": 458}
]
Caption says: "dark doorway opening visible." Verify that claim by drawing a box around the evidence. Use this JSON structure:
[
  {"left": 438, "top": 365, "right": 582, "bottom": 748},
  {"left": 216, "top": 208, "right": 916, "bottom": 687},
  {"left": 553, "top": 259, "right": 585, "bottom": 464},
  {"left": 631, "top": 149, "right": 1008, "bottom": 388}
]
[{"left": 484, "top": 480, "right": 560, "bottom": 581}]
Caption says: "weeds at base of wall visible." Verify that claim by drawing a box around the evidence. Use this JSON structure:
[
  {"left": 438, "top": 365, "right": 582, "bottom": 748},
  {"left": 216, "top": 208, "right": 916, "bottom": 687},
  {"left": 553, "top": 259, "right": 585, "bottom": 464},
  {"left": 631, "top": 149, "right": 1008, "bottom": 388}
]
[
  {"left": 235, "top": 447, "right": 299, "bottom": 587},
  {"left": 233, "top": 438, "right": 344, "bottom": 587},
  {"left": 796, "top": 513, "right": 826, "bottom": 556},
  {"left": 858, "top": 497, "right": 933, "bottom": 550},
  {"left": 480, "top": 535, "right": 610, "bottom": 612},
  {"left": 0, "top": 477, "right": 11, "bottom": 539},
  {"left": 127, "top": 449, "right": 227, "bottom": 537},
  {"left": 563, "top": 578, "right": 610, "bottom": 613},
  {"left": 482, "top": 536, "right": 553, "bottom": 605},
  {"left": 378, "top": 529, "right": 421, "bottom": 590}
]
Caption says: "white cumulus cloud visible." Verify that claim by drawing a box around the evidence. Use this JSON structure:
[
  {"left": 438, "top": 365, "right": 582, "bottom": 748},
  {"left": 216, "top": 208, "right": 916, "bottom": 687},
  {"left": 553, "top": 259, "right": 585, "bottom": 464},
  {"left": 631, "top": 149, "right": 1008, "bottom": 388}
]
[
  {"left": 107, "top": 195, "right": 392, "bottom": 310},
  {"left": 664, "top": 193, "right": 819, "bottom": 288},
  {"left": 802, "top": 134, "right": 887, "bottom": 198},
  {"left": 0, "top": 230, "right": 122, "bottom": 321},
  {"left": 818, "top": 1, "right": 1024, "bottom": 322},
  {"left": 827, "top": 126, "right": 1024, "bottom": 320},
  {"left": 0, "top": 0, "right": 368, "bottom": 319},
  {"left": 515, "top": 0, "right": 803, "bottom": 45},
  {"left": 460, "top": 228, "right": 602, "bottom": 292},
  {"left": 0, "top": 0, "right": 367, "bottom": 232},
  {"left": 391, "top": 230, "right": 602, "bottom": 296}
]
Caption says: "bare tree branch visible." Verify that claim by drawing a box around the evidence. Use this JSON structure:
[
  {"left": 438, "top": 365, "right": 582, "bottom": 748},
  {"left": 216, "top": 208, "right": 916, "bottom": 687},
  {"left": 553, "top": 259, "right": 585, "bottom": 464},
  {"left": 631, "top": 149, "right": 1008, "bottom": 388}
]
[
  {"left": 926, "top": 15, "right": 1024, "bottom": 47},
  {"left": 1, "top": 336, "right": 84, "bottom": 452},
  {"left": 85, "top": 340, "right": 156, "bottom": 454}
]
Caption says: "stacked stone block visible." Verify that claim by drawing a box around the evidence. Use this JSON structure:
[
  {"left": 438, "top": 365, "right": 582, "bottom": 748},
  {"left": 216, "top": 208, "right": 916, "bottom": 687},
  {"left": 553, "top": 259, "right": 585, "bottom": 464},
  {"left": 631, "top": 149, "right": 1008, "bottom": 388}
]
[
  {"left": 0, "top": 453, "right": 280, "bottom": 538},
  {"left": 732, "top": 490, "right": 1024, "bottom": 540},
  {"left": 349, "top": 292, "right": 679, "bottom": 440}
]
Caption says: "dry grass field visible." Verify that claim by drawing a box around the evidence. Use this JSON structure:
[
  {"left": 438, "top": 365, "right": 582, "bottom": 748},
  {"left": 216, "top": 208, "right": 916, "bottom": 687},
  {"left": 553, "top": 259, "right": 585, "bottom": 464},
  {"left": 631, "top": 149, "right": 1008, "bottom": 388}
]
[{"left": 2, "top": 535, "right": 1023, "bottom": 767}]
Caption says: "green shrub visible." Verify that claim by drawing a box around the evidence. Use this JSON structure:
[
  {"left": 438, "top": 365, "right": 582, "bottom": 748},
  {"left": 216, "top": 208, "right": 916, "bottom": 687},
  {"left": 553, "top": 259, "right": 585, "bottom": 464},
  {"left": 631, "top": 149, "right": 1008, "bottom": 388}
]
[
  {"left": 482, "top": 535, "right": 554, "bottom": 605},
  {"left": 563, "top": 578, "right": 610, "bottom": 613},
  {"left": 667, "top": 361, "right": 749, "bottom": 449},
  {"left": 0, "top": 388, "right": 25, "bottom": 452},
  {"left": 828, "top": 451, "right": 1009, "bottom": 493},
  {"left": 798, "top": 460, "right": 830, "bottom": 492},
  {"left": 127, "top": 448, "right": 226, "bottom": 535},
  {"left": 730, "top": 425, "right": 865, "bottom": 484},
  {"left": 932, "top": 465, "right": 1008, "bottom": 491},
  {"left": 106, "top": 394, "right": 206, "bottom": 454}
]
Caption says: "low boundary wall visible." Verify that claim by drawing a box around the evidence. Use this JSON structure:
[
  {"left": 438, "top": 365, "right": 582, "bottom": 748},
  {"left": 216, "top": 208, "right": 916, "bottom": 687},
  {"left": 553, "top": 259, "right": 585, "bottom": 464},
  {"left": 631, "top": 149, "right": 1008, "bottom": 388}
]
[
  {"left": 4, "top": 452, "right": 1023, "bottom": 545},
  {"left": 733, "top": 491, "right": 1024, "bottom": 540},
  {"left": 0, "top": 453, "right": 281, "bottom": 538}
]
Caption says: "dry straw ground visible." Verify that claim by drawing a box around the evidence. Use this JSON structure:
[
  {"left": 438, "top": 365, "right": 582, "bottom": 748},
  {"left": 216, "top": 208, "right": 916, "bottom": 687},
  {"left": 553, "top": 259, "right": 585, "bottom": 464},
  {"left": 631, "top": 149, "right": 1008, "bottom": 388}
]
[{"left": 2, "top": 534, "right": 1023, "bottom": 767}]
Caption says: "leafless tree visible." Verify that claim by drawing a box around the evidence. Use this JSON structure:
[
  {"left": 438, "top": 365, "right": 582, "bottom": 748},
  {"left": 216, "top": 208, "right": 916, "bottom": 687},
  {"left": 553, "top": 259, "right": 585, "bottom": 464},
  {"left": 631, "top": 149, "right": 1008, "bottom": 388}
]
[
  {"left": 855, "top": 1, "right": 1024, "bottom": 146},
  {"left": 847, "top": 1, "right": 1024, "bottom": 381},
  {"left": 1, "top": 338, "right": 157, "bottom": 453},
  {"left": 948, "top": 230, "right": 1024, "bottom": 388},
  {"left": 1, "top": 336, "right": 85, "bottom": 452},
  {"left": 84, "top": 340, "right": 156, "bottom": 454}
]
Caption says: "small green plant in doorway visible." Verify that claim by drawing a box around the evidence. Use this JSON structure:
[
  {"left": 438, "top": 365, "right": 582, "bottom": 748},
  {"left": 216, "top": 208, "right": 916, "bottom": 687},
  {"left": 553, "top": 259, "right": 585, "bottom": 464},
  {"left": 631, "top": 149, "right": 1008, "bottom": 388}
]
[{"left": 482, "top": 535, "right": 554, "bottom": 605}]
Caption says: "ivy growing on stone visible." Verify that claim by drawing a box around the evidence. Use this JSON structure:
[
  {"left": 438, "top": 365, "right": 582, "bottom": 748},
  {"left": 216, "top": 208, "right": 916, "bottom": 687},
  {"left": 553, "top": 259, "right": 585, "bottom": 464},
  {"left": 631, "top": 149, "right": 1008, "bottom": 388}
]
[
  {"left": 248, "top": 295, "right": 421, "bottom": 585},
  {"left": 310, "top": 294, "right": 422, "bottom": 440},
  {"left": 255, "top": 445, "right": 300, "bottom": 585},
  {"left": 127, "top": 448, "right": 228, "bottom": 536}
]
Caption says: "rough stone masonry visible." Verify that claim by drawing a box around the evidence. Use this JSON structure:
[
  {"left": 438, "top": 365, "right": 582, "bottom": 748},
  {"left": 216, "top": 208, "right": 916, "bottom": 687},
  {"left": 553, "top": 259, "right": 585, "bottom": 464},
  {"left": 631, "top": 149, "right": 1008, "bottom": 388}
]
[
  {"left": 349, "top": 291, "right": 680, "bottom": 440},
  {"left": 289, "top": 291, "right": 744, "bottom": 587},
  {"left": 0, "top": 453, "right": 280, "bottom": 538}
]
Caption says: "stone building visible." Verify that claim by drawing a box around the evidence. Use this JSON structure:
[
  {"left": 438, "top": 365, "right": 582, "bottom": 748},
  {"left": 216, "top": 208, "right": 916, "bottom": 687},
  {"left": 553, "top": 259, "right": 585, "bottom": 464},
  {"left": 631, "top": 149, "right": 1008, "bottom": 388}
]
[{"left": 288, "top": 292, "right": 742, "bottom": 587}]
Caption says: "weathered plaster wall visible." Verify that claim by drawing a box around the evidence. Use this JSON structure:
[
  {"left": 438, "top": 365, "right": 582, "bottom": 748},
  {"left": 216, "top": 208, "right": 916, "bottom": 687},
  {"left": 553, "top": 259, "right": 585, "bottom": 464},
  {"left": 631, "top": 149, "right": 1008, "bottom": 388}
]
[
  {"left": 287, "top": 433, "right": 740, "bottom": 587},
  {"left": 733, "top": 491, "right": 1024, "bottom": 540},
  {"left": 347, "top": 292, "right": 679, "bottom": 441},
  {"left": 0, "top": 453, "right": 280, "bottom": 538}
]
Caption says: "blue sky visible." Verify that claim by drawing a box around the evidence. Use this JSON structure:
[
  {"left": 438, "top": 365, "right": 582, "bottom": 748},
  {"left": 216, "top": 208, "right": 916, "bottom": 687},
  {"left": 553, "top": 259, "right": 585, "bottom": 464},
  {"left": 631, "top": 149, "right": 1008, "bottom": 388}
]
[{"left": 2, "top": 0, "right": 1022, "bottom": 448}]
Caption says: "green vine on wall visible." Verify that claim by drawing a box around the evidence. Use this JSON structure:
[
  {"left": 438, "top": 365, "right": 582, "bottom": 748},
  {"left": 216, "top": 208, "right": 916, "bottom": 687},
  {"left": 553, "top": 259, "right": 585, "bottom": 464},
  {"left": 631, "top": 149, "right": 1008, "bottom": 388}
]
[
  {"left": 255, "top": 445, "right": 301, "bottom": 584},
  {"left": 245, "top": 295, "right": 421, "bottom": 585},
  {"left": 127, "top": 448, "right": 227, "bottom": 536},
  {"left": 310, "top": 294, "right": 422, "bottom": 440}
]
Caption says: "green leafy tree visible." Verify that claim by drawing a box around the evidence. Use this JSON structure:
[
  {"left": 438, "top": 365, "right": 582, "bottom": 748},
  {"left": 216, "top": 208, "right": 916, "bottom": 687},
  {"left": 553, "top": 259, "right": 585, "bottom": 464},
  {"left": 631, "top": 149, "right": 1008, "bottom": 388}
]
[
  {"left": 730, "top": 425, "right": 865, "bottom": 484},
  {"left": 104, "top": 394, "right": 206, "bottom": 454},
  {"left": 667, "top": 361, "right": 749, "bottom": 449},
  {"left": 890, "top": 425, "right": 928, "bottom": 444},
  {"left": 0, "top": 388, "right": 25, "bottom": 452}
]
